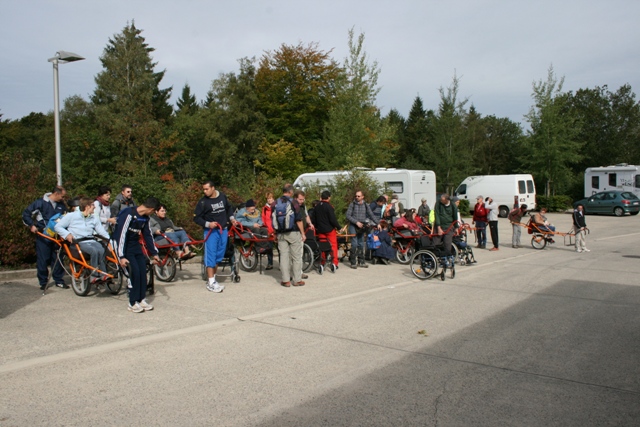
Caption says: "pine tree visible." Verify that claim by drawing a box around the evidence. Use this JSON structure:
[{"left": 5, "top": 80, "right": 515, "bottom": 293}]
[
  {"left": 91, "top": 21, "right": 172, "bottom": 175},
  {"left": 175, "top": 83, "right": 199, "bottom": 115}
]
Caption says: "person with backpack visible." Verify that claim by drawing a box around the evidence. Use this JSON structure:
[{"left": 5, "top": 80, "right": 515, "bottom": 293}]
[
  {"left": 346, "top": 190, "right": 380, "bottom": 269},
  {"left": 193, "top": 181, "right": 237, "bottom": 293},
  {"left": 272, "top": 184, "right": 306, "bottom": 287},
  {"left": 507, "top": 197, "right": 528, "bottom": 249},
  {"left": 472, "top": 195, "right": 487, "bottom": 249},
  {"left": 22, "top": 185, "right": 68, "bottom": 291}
]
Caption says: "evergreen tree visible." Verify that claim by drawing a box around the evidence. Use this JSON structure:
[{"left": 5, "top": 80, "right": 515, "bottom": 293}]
[
  {"left": 91, "top": 21, "right": 172, "bottom": 178},
  {"left": 175, "top": 83, "right": 199, "bottom": 115}
]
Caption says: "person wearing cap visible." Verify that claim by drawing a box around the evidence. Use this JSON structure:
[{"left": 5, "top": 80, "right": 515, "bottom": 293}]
[
  {"left": 472, "top": 195, "right": 488, "bottom": 249},
  {"left": 417, "top": 198, "right": 431, "bottom": 222},
  {"left": 485, "top": 196, "right": 499, "bottom": 251},
  {"left": 237, "top": 199, "right": 263, "bottom": 229}
]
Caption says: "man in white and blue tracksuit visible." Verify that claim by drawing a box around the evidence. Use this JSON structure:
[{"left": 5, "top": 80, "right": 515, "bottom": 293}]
[
  {"left": 193, "top": 181, "right": 236, "bottom": 293},
  {"left": 112, "top": 198, "right": 160, "bottom": 313},
  {"left": 22, "top": 186, "right": 68, "bottom": 290}
]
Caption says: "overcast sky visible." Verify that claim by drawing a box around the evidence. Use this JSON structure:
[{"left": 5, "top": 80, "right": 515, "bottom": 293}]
[{"left": 1, "top": 0, "right": 638, "bottom": 126}]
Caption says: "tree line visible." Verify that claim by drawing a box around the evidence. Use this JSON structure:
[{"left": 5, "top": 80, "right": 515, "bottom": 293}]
[{"left": 1, "top": 21, "right": 639, "bottom": 267}]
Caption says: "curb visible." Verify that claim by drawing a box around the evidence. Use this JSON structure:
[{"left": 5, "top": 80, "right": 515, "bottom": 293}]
[{"left": 0, "top": 269, "right": 37, "bottom": 283}]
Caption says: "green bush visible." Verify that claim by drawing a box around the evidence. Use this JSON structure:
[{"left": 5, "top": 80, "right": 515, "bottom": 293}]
[
  {"left": 0, "top": 153, "right": 53, "bottom": 268},
  {"left": 535, "top": 195, "right": 572, "bottom": 212},
  {"left": 458, "top": 199, "right": 471, "bottom": 217}
]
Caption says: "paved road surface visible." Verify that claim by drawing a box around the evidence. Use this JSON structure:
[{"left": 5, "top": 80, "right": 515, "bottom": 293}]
[{"left": 1, "top": 213, "right": 639, "bottom": 426}]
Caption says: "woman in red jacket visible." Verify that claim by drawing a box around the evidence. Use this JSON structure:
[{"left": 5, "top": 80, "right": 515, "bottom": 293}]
[
  {"left": 261, "top": 193, "right": 275, "bottom": 269},
  {"left": 472, "top": 195, "right": 488, "bottom": 249}
]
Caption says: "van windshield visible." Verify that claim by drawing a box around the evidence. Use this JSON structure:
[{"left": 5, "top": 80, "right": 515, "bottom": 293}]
[{"left": 455, "top": 184, "right": 466, "bottom": 195}]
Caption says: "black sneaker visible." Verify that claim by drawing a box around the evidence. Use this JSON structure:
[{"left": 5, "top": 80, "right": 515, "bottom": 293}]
[
  {"left": 359, "top": 263, "right": 369, "bottom": 268},
  {"left": 55, "top": 283, "right": 69, "bottom": 289},
  {"left": 350, "top": 264, "right": 357, "bottom": 269},
  {"left": 40, "top": 284, "right": 46, "bottom": 291}
]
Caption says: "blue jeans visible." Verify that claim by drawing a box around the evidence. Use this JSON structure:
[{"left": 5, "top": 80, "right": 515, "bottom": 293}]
[
  {"left": 475, "top": 221, "right": 486, "bottom": 246},
  {"left": 348, "top": 224, "right": 366, "bottom": 264}
]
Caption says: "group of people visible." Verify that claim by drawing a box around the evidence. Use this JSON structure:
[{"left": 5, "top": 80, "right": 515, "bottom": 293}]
[
  {"left": 23, "top": 181, "right": 591, "bottom": 314},
  {"left": 23, "top": 184, "right": 162, "bottom": 313}
]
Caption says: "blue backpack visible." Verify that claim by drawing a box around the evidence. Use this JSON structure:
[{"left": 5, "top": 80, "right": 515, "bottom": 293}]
[
  {"left": 367, "top": 230, "right": 381, "bottom": 249},
  {"left": 44, "top": 213, "right": 63, "bottom": 237},
  {"left": 272, "top": 197, "right": 296, "bottom": 232}
]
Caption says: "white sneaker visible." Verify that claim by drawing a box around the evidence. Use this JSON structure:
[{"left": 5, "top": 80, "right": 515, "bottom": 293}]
[
  {"left": 583, "top": 248, "right": 590, "bottom": 252},
  {"left": 128, "top": 302, "right": 144, "bottom": 313},
  {"left": 207, "top": 281, "right": 224, "bottom": 293},
  {"left": 139, "top": 299, "right": 154, "bottom": 311},
  {"left": 576, "top": 249, "right": 582, "bottom": 253}
]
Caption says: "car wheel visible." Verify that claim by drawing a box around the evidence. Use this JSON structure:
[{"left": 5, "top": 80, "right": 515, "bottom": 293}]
[
  {"left": 613, "top": 206, "right": 624, "bottom": 217},
  {"left": 630, "top": 211, "right": 639, "bottom": 216},
  {"left": 499, "top": 206, "right": 509, "bottom": 218}
]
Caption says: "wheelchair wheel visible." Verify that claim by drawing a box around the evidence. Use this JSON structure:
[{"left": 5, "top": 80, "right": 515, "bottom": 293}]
[
  {"left": 409, "top": 250, "right": 438, "bottom": 280},
  {"left": 531, "top": 235, "right": 547, "bottom": 250},
  {"left": 105, "top": 260, "right": 123, "bottom": 295},
  {"left": 302, "top": 243, "right": 315, "bottom": 273},
  {"left": 154, "top": 256, "right": 177, "bottom": 282},
  {"left": 70, "top": 263, "right": 91, "bottom": 296},
  {"left": 395, "top": 245, "right": 414, "bottom": 264},
  {"left": 450, "top": 264, "right": 456, "bottom": 279},
  {"left": 239, "top": 247, "right": 258, "bottom": 272}
]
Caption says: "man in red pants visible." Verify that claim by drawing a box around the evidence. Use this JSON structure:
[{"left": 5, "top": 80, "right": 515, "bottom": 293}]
[{"left": 311, "top": 190, "right": 341, "bottom": 273}]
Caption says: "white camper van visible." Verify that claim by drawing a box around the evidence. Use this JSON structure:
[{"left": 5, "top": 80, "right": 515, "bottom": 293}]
[
  {"left": 293, "top": 168, "right": 436, "bottom": 210},
  {"left": 455, "top": 174, "right": 536, "bottom": 217},
  {"left": 584, "top": 164, "right": 640, "bottom": 198}
]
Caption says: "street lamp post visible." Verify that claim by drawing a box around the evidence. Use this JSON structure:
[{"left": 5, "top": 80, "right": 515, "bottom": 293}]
[{"left": 48, "top": 50, "right": 85, "bottom": 186}]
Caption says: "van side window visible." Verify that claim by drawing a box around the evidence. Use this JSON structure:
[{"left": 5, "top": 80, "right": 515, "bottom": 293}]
[
  {"left": 385, "top": 181, "right": 403, "bottom": 194},
  {"left": 527, "top": 180, "right": 534, "bottom": 193},
  {"left": 592, "top": 176, "right": 599, "bottom": 190},
  {"left": 635, "top": 175, "right": 640, "bottom": 188},
  {"left": 518, "top": 181, "right": 526, "bottom": 194},
  {"left": 608, "top": 173, "right": 616, "bottom": 186},
  {"left": 456, "top": 184, "right": 466, "bottom": 195}
]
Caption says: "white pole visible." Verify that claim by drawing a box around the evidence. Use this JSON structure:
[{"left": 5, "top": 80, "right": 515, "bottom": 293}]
[{"left": 52, "top": 58, "right": 62, "bottom": 186}]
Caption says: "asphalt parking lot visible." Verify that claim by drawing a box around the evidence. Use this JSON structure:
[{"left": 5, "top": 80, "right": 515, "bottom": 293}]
[{"left": 1, "top": 213, "right": 640, "bottom": 426}]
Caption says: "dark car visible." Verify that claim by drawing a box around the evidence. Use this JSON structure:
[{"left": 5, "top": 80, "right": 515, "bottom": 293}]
[{"left": 573, "top": 191, "right": 640, "bottom": 216}]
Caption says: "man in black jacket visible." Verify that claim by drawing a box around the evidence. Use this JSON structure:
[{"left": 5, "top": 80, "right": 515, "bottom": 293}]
[
  {"left": 22, "top": 186, "right": 68, "bottom": 290},
  {"left": 573, "top": 204, "right": 589, "bottom": 253},
  {"left": 312, "top": 190, "right": 341, "bottom": 273}
]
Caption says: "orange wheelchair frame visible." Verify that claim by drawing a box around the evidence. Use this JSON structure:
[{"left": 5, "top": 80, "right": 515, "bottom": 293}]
[{"left": 37, "top": 232, "right": 124, "bottom": 296}]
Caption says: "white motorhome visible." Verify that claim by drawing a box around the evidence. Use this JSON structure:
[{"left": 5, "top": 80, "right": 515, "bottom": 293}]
[
  {"left": 293, "top": 168, "right": 436, "bottom": 210},
  {"left": 455, "top": 174, "right": 536, "bottom": 217},
  {"left": 584, "top": 164, "right": 640, "bottom": 198}
]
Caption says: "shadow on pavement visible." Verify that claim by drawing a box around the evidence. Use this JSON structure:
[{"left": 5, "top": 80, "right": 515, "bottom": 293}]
[
  {"left": 0, "top": 282, "right": 42, "bottom": 319},
  {"left": 257, "top": 279, "right": 640, "bottom": 426}
]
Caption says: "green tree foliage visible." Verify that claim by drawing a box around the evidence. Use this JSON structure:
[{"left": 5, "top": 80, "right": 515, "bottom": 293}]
[
  {"left": 254, "top": 139, "right": 305, "bottom": 183},
  {"left": 198, "top": 57, "right": 266, "bottom": 187},
  {"left": 175, "top": 83, "right": 199, "bottom": 115},
  {"left": 315, "top": 29, "right": 399, "bottom": 170},
  {"left": 91, "top": 21, "right": 173, "bottom": 180},
  {"left": 523, "top": 65, "right": 582, "bottom": 196},
  {"left": 430, "top": 73, "right": 473, "bottom": 193},
  {"left": 399, "top": 96, "right": 430, "bottom": 168},
  {"left": 568, "top": 84, "right": 640, "bottom": 170},
  {"left": 255, "top": 42, "right": 341, "bottom": 161},
  {"left": 0, "top": 152, "right": 50, "bottom": 266}
]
